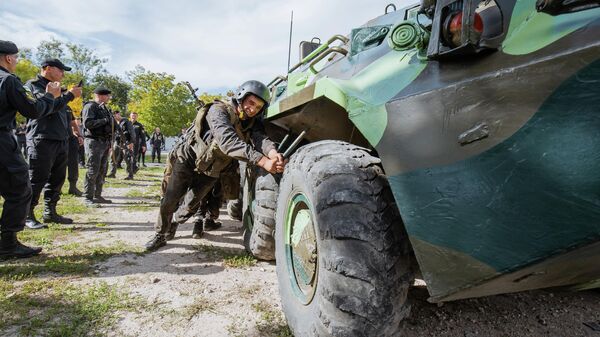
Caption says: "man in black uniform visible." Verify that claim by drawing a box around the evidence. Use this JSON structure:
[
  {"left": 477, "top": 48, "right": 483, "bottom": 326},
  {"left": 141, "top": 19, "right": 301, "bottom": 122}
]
[
  {"left": 15, "top": 122, "right": 26, "bottom": 157},
  {"left": 0, "top": 40, "right": 61, "bottom": 258},
  {"left": 144, "top": 80, "right": 285, "bottom": 251},
  {"left": 130, "top": 112, "right": 147, "bottom": 171},
  {"left": 24, "top": 58, "right": 82, "bottom": 229},
  {"left": 107, "top": 111, "right": 136, "bottom": 179},
  {"left": 66, "top": 106, "right": 84, "bottom": 196},
  {"left": 150, "top": 127, "right": 165, "bottom": 163},
  {"left": 82, "top": 87, "right": 114, "bottom": 207}
]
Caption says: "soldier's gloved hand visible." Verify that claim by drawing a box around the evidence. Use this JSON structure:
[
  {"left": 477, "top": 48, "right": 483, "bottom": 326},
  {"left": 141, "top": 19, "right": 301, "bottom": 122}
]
[
  {"left": 69, "top": 86, "right": 82, "bottom": 98},
  {"left": 258, "top": 156, "right": 278, "bottom": 174},
  {"left": 46, "top": 81, "right": 61, "bottom": 98}
]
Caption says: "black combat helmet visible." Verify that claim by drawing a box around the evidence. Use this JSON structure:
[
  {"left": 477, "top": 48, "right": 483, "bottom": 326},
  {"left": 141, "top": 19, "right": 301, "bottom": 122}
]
[{"left": 234, "top": 80, "right": 271, "bottom": 109}]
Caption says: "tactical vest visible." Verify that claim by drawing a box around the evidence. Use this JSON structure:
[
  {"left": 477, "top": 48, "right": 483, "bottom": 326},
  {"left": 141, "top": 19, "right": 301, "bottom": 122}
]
[{"left": 190, "top": 100, "right": 254, "bottom": 179}]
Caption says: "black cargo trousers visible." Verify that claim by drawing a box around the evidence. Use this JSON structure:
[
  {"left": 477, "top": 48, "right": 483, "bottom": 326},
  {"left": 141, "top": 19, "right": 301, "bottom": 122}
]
[
  {"left": 67, "top": 135, "right": 79, "bottom": 187},
  {"left": 27, "top": 138, "right": 68, "bottom": 210},
  {"left": 83, "top": 138, "right": 110, "bottom": 200},
  {"left": 155, "top": 159, "right": 217, "bottom": 235},
  {"left": 0, "top": 132, "right": 32, "bottom": 232}
]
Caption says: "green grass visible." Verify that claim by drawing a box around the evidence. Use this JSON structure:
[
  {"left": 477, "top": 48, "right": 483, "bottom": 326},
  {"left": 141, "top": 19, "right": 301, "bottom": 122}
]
[
  {"left": 18, "top": 223, "right": 77, "bottom": 247},
  {"left": 0, "top": 279, "right": 142, "bottom": 337},
  {"left": 251, "top": 301, "right": 293, "bottom": 337},
  {"left": 1, "top": 240, "right": 145, "bottom": 280},
  {"left": 195, "top": 244, "right": 257, "bottom": 269},
  {"left": 223, "top": 254, "right": 257, "bottom": 268}
]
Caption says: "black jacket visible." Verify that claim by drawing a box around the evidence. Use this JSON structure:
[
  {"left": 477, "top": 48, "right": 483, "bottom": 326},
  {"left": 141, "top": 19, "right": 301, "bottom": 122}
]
[
  {"left": 117, "top": 118, "right": 136, "bottom": 145},
  {"left": 0, "top": 66, "right": 55, "bottom": 131},
  {"left": 150, "top": 132, "right": 165, "bottom": 148},
  {"left": 25, "top": 75, "right": 74, "bottom": 141},
  {"left": 82, "top": 101, "right": 113, "bottom": 139}
]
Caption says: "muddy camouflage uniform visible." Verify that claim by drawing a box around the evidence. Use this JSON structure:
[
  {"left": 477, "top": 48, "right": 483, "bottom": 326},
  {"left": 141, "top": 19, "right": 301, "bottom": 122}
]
[{"left": 154, "top": 99, "right": 275, "bottom": 237}]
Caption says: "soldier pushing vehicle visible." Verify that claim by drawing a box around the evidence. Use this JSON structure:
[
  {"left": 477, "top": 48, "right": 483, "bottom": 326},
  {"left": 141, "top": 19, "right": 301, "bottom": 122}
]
[{"left": 144, "top": 80, "right": 285, "bottom": 251}]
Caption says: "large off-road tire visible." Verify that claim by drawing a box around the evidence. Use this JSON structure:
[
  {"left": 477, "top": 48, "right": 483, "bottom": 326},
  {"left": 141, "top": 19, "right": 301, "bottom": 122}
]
[
  {"left": 226, "top": 199, "right": 242, "bottom": 220},
  {"left": 275, "top": 140, "right": 413, "bottom": 337},
  {"left": 249, "top": 171, "right": 279, "bottom": 261}
]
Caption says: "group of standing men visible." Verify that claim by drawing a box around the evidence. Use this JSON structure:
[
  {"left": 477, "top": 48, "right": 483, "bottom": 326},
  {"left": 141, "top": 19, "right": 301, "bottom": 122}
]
[
  {"left": 0, "top": 40, "right": 154, "bottom": 258},
  {"left": 1, "top": 39, "right": 287, "bottom": 258}
]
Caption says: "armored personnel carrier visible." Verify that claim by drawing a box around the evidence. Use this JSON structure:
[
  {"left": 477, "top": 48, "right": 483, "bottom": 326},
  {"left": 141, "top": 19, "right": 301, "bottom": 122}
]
[{"left": 241, "top": 0, "right": 600, "bottom": 335}]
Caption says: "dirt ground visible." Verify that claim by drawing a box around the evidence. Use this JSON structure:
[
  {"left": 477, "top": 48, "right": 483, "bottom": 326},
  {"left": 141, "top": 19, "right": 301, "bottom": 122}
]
[{"left": 2, "top": 163, "right": 599, "bottom": 337}]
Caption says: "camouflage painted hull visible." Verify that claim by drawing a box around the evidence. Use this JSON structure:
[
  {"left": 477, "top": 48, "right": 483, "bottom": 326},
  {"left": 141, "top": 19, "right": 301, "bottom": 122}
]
[{"left": 266, "top": 0, "right": 600, "bottom": 301}]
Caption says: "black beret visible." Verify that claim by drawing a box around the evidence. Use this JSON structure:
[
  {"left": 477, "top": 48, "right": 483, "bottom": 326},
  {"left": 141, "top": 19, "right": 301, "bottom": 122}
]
[
  {"left": 94, "top": 86, "right": 111, "bottom": 95},
  {"left": 41, "top": 58, "right": 72, "bottom": 71},
  {"left": 0, "top": 40, "right": 19, "bottom": 54}
]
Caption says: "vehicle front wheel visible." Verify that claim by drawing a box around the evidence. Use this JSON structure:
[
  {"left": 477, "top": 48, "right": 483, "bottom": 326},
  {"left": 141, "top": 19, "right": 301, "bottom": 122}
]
[{"left": 275, "top": 140, "right": 413, "bottom": 337}]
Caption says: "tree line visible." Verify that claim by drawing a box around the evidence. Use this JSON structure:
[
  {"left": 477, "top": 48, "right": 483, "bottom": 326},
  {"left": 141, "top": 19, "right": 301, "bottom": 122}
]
[{"left": 16, "top": 38, "right": 223, "bottom": 136}]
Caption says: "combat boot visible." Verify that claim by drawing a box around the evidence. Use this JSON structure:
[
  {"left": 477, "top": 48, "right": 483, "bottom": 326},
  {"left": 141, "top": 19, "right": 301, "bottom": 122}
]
[
  {"left": 84, "top": 198, "right": 99, "bottom": 208},
  {"left": 42, "top": 204, "right": 73, "bottom": 224},
  {"left": 124, "top": 175, "right": 134, "bottom": 180},
  {"left": 203, "top": 218, "right": 222, "bottom": 231},
  {"left": 106, "top": 173, "right": 116, "bottom": 178},
  {"left": 25, "top": 208, "right": 47, "bottom": 229},
  {"left": 0, "top": 232, "right": 42, "bottom": 259},
  {"left": 93, "top": 196, "right": 112, "bottom": 204},
  {"left": 166, "top": 223, "right": 178, "bottom": 241},
  {"left": 192, "top": 219, "right": 203, "bottom": 239},
  {"left": 68, "top": 184, "right": 83, "bottom": 197},
  {"left": 144, "top": 233, "right": 166, "bottom": 251}
]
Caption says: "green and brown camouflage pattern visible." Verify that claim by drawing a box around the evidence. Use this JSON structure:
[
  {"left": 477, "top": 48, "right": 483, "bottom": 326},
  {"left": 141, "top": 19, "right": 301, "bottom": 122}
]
[{"left": 264, "top": 0, "right": 600, "bottom": 301}]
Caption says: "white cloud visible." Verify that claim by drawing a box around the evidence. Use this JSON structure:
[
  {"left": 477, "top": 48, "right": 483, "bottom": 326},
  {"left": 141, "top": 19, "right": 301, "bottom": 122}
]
[{"left": 0, "top": 0, "right": 415, "bottom": 92}]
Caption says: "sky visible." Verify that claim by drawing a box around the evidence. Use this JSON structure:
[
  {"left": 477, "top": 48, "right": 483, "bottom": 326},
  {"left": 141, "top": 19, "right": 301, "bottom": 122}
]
[{"left": 0, "top": 0, "right": 413, "bottom": 94}]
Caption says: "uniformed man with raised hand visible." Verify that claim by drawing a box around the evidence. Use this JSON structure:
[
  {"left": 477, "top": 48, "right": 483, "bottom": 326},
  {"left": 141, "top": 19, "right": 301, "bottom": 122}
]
[
  {"left": 82, "top": 86, "right": 114, "bottom": 207},
  {"left": 24, "top": 58, "right": 82, "bottom": 228},
  {"left": 145, "top": 80, "right": 285, "bottom": 251},
  {"left": 0, "top": 40, "right": 62, "bottom": 258}
]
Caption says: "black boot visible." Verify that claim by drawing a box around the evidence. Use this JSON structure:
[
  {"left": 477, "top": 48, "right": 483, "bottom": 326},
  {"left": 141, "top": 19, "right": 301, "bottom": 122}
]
[
  {"left": 144, "top": 233, "right": 166, "bottom": 251},
  {"left": 166, "top": 223, "right": 178, "bottom": 241},
  {"left": 42, "top": 204, "right": 73, "bottom": 224},
  {"left": 68, "top": 184, "right": 83, "bottom": 197},
  {"left": 93, "top": 196, "right": 112, "bottom": 204},
  {"left": 192, "top": 219, "right": 203, "bottom": 239},
  {"left": 0, "top": 232, "right": 42, "bottom": 259},
  {"left": 203, "top": 218, "right": 222, "bottom": 231},
  {"left": 25, "top": 208, "right": 47, "bottom": 229}
]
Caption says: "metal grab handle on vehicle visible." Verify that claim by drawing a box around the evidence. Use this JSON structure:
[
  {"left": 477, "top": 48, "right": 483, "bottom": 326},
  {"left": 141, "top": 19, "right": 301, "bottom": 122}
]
[
  {"left": 309, "top": 47, "right": 348, "bottom": 74},
  {"left": 267, "top": 75, "right": 288, "bottom": 89},
  {"left": 266, "top": 34, "right": 350, "bottom": 88},
  {"left": 385, "top": 3, "right": 397, "bottom": 14}
]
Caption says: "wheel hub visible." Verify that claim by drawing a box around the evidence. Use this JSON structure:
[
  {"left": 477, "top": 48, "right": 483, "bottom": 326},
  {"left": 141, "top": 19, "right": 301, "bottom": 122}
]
[{"left": 285, "top": 193, "right": 318, "bottom": 304}]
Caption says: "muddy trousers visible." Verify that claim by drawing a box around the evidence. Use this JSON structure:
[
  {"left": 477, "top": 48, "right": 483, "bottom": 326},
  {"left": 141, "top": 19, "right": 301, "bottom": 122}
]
[
  {"left": 67, "top": 136, "right": 79, "bottom": 187},
  {"left": 27, "top": 139, "right": 68, "bottom": 210},
  {"left": 173, "top": 181, "right": 223, "bottom": 225},
  {"left": 83, "top": 138, "right": 110, "bottom": 200},
  {"left": 155, "top": 160, "right": 217, "bottom": 235},
  {"left": 0, "top": 133, "right": 32, "bottom": 232}
]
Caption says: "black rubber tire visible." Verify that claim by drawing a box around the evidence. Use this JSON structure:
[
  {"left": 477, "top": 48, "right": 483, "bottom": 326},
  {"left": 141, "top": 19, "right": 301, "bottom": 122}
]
[
  {"left": 275, "top": 140, "right": 413, "bottom": 337},
  {"left": 249, "top": 171, "right": 279, "bottom": 261},
  {"left": 227, "top": 199, "right": 242, "bottom": 221}
]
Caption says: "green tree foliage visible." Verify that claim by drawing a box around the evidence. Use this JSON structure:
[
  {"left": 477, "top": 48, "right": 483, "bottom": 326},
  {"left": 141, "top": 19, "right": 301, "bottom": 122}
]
[
  {"left": 14, "top": 59, "right": 39, "bottom": 83},
  {"left": 34, "top": 38, "right": 107, "bottom": 97},
  {"left": 92, "top": 73, "right": 131, "bottom": 112},
  {"left": 127, "top": 66, "right": 196, "bottom": 136},
  {"left": 35, "top": 38, "right": 65, "bottom": 63}
]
